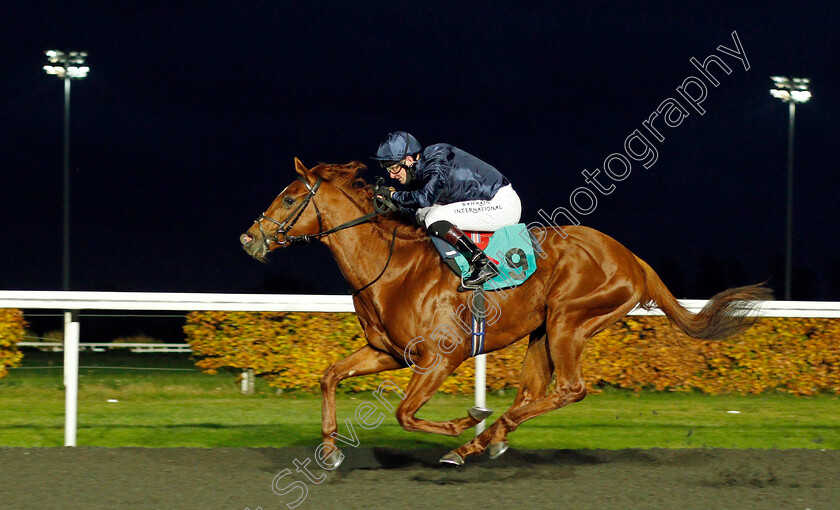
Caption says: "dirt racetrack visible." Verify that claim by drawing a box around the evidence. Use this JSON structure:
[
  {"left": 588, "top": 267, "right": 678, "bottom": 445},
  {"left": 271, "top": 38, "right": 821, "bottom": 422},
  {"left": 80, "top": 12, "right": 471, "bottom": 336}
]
[{"left": 1, "top": 447, "right": 838, "bottom": 509}]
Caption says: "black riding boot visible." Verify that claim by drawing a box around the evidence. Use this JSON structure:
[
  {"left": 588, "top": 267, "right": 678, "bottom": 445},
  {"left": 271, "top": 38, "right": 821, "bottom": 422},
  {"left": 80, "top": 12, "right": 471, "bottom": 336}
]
[{"left": 428, "top": 221, "right": 499, "bottom": 289}]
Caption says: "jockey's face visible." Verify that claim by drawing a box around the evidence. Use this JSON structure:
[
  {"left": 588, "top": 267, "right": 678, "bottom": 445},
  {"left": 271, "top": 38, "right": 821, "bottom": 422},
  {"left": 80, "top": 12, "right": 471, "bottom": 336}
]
[
  {"left": 387, "top": 164, "right": 408, "bottom": 184},
  {"left": 385, "top": 156, "right": 415, "bottom": 185}
]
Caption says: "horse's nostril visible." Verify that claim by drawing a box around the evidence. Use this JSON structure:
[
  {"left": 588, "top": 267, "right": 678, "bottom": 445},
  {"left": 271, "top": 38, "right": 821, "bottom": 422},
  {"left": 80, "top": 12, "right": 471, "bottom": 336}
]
[{"left": 240, "top": 233, "right": 254, "bottom": 246}]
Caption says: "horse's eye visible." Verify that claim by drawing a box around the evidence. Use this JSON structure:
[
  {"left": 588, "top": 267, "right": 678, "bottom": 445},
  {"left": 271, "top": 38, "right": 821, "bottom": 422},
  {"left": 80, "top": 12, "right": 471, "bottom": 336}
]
[{"left": 283, "top": 196, "right": 295, "bottom": 206}]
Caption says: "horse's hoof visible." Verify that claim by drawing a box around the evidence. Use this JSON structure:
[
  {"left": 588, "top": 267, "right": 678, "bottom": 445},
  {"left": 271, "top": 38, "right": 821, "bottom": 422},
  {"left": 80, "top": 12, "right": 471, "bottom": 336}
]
[
  {"left": 439, "top": 451, "right": 465, "bottom": 466},
  {"left": 323, "top": 449, "right": 345, "bottom": 469},
  {"left": 468, "top": 406, "right": 493, "bottom": 421},
  {"left": 488, "top": 441, "right": 509, "bottom": 459}
]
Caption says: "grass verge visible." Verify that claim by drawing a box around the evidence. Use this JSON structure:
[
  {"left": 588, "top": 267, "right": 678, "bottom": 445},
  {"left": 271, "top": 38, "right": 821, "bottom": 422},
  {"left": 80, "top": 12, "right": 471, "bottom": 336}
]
[{"left": 1, "top": 351, "right": 838, "bottom": 449}]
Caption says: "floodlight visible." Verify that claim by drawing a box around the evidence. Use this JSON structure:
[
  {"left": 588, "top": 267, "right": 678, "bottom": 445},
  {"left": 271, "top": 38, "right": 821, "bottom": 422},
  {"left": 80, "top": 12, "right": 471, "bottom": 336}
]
[{"left": 770, "top": 75, "right": 811, "bottom": 104}]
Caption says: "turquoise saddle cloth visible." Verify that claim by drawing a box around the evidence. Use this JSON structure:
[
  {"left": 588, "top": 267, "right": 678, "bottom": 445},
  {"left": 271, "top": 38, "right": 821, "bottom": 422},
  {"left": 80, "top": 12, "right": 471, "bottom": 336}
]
[{"left": 431, "top": 223, "right": 538, "bottom": 291}]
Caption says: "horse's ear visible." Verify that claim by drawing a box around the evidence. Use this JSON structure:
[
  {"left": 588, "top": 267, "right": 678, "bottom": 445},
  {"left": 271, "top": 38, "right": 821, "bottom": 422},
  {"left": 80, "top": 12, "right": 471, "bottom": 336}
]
[{"left": 294, "top": 157, "right": 315, "bottom": 183}]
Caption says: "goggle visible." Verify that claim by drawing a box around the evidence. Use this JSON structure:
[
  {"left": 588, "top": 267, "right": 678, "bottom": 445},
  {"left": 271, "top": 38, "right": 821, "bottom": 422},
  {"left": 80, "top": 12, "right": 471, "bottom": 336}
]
[{"left": 380, "top": 160, "right": 406, "bottom": 174}]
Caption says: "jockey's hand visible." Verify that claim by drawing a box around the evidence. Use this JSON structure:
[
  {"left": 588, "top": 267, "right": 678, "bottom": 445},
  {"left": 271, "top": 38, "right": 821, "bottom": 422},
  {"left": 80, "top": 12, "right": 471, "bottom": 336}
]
[{"left": 373, "top": 184, "right": 394, "bottom": 200}]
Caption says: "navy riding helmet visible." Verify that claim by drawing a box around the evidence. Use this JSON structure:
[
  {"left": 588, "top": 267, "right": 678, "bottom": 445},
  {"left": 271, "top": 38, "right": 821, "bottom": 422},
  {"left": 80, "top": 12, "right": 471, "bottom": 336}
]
[{"left": 372, "top": 131, "right": 422, "bottom": 164}]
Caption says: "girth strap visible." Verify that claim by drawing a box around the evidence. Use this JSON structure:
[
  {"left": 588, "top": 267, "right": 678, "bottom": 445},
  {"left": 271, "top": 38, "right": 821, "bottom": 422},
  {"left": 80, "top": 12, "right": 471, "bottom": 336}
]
[{"left": 471, "top": 288, "right": 487, "bottom": 357}]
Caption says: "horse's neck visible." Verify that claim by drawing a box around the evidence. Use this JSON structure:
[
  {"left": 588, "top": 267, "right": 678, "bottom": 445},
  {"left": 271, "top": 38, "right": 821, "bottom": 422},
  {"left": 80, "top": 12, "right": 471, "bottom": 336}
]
[{"left": 322, "top": 220, "right": 435, "bottom": 295}]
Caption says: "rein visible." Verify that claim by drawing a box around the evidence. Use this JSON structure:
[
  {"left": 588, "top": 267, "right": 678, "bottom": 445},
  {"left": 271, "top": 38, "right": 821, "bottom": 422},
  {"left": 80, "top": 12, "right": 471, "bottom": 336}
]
[{"left": 255, "top": 176, "right": 399, "bottom": 293}]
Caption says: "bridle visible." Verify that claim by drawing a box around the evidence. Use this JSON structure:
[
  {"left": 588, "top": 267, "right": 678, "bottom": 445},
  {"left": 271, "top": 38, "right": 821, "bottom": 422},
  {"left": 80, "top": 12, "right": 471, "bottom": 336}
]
[
  {"left": 253, "top": 175, "right": 398, "bottom": 294},
  {"left": 255, "top": 176, "right": 325, "bottom": 248}
]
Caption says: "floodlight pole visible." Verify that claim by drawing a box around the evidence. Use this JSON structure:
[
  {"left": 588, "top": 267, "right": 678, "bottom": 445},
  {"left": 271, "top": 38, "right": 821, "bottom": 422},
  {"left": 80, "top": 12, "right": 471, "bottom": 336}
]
[
  {"left": 62, "top": 75, "right": 71, "bottom": 292},
  {"left": 44, "top": 50, "right": 88, "bottom": 291},
  {"left": 784, "top": 101, "right": 795, "bottom": 302},
  {"left": 770, "top": 76, "right": 810, "bottom": 301}
]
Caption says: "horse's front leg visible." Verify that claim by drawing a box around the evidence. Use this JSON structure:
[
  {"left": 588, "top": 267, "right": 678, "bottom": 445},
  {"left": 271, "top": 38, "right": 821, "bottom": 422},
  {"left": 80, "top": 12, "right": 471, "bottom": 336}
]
[
  {"left": 393, "top": 354, "right": 488, "bottom": 440},
  {"left": 320, "top": 344, "right": 402, "bottom": 466}
]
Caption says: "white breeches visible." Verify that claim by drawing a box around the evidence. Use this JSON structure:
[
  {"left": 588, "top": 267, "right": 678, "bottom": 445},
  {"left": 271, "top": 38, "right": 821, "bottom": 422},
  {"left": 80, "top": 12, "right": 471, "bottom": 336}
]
[{"left": 417, "top": 184, "right": 522, "bottom": 232}]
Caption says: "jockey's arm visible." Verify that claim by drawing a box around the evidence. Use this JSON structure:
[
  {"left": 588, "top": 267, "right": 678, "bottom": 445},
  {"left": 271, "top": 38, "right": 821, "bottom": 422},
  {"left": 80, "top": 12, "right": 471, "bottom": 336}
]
[{"left": 391, "top": 152, "right": 448, "bottom": 209}]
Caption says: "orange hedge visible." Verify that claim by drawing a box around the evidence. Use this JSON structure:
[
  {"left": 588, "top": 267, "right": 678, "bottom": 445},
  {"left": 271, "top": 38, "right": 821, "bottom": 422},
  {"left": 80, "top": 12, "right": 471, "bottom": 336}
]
[
  {"left": 585, "top": 316, "right": 840, "bottom": 395},
  {"left": 184, "top": 312, "right": 840, "bottom": 396},
  {"left": 0, "top": 309, "right": 26, "bottom": 378}
]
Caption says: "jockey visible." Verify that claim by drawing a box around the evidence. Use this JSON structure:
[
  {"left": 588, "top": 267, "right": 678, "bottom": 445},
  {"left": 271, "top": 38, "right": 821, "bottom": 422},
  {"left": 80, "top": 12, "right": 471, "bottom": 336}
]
[{"left": 372, "top": 131, "right": 522, "bottom": 289}]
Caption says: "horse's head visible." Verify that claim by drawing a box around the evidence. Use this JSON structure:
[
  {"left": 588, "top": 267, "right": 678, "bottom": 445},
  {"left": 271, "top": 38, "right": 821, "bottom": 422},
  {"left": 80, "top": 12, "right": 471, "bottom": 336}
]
[
  {"left": 240, "top": 158, "right": 374, "bottom": 262},
  {"left": 240, "top": 158, "right": 330, "bottom": 262}
]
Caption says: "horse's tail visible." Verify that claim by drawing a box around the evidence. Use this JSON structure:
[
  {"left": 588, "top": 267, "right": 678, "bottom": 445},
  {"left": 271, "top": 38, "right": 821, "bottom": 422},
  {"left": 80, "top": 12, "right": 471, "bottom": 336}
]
[{"left": 634, "top": 256, "right": 773, "bottom": 340}]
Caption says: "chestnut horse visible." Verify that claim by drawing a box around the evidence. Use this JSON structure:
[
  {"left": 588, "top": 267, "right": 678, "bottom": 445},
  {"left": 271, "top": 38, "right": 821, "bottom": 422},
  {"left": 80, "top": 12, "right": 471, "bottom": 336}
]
[{"left": 240, "top": 159, "right": 771, "bottom": 466}]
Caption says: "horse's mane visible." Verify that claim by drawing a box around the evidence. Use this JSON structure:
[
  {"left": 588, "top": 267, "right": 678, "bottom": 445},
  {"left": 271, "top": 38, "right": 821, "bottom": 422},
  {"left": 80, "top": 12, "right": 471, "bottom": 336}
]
[{"left": 310, "top": 161, "right": 427, "bottom": 240}]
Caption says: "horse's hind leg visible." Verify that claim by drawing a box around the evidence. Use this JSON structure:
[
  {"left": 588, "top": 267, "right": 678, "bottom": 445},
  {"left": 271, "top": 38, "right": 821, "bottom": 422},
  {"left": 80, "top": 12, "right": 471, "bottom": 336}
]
[
  {"left": 448, "top": 327, "right": 554, "bottom": 460},
  {"left": 452, "top": 291, "right": 639, "bottom": 462},
  {"left": 504, "top": 328, "right": 554, "bottom": 414}
]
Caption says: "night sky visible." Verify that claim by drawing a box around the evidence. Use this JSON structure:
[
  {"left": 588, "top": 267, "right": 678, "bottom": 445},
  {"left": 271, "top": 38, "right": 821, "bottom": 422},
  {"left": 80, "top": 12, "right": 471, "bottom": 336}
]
[{"left": 3, "top": 1, "right": 839, "bottom": 302}]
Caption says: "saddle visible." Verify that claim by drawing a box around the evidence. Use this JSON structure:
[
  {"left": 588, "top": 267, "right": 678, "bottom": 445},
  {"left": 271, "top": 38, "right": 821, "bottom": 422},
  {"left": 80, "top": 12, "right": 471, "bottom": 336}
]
[{"left": 431, "top": 223, "right": 539, "bottom": 291}]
